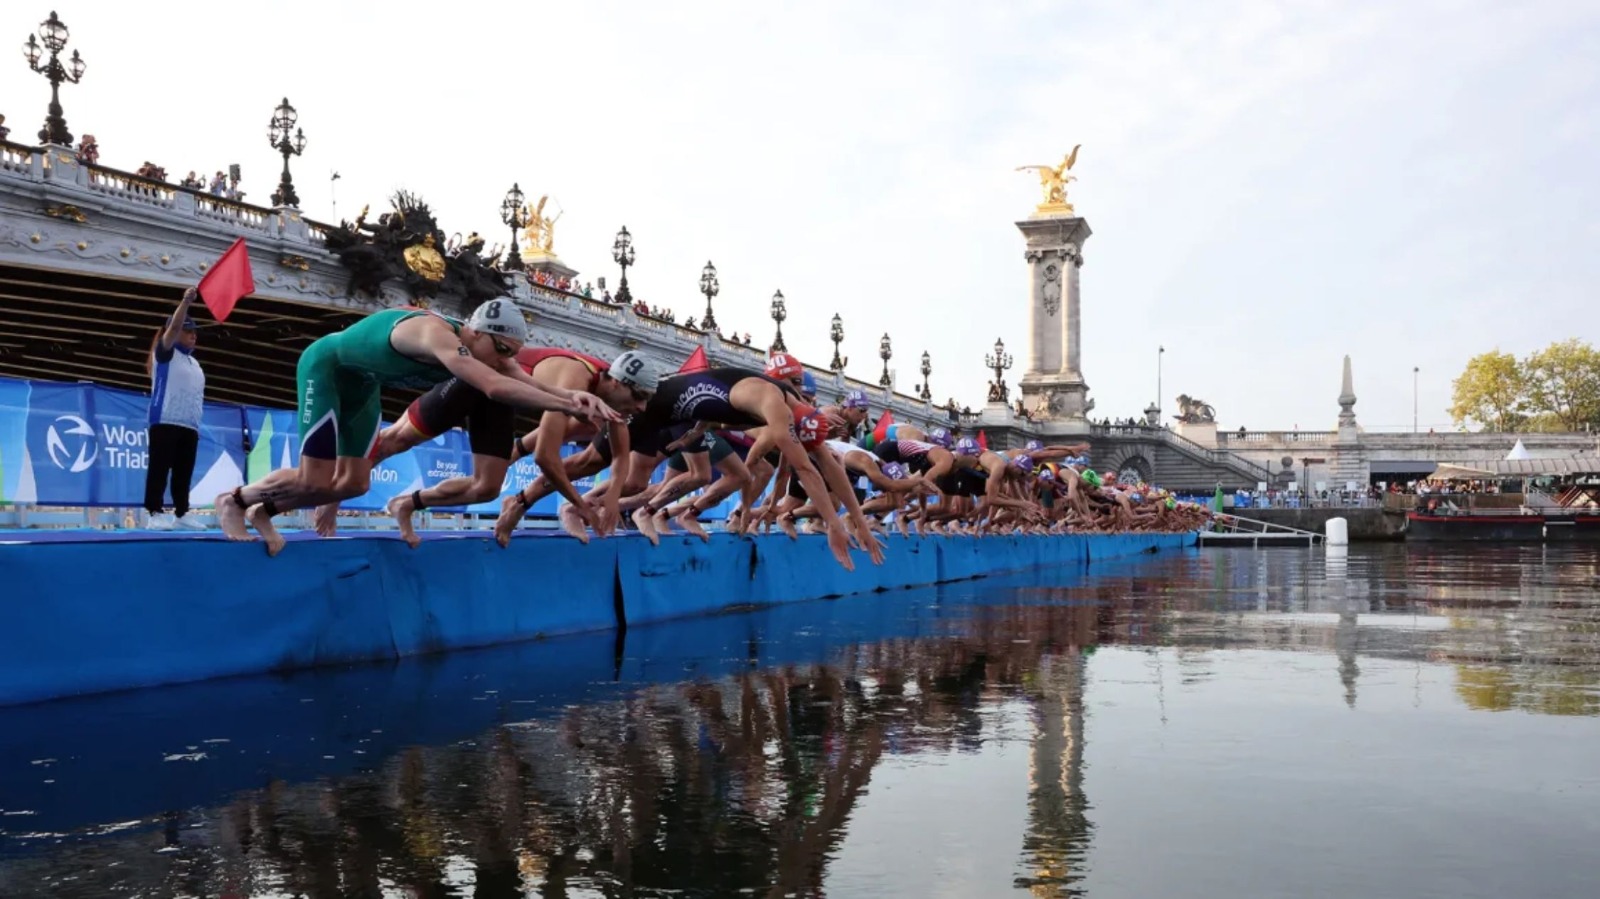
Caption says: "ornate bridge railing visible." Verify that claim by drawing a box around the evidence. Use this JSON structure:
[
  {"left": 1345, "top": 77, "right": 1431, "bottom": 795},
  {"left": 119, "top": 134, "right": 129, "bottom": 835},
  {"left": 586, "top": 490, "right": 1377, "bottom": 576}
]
[
  {"left": 1217, "top": 430, "right": 1335, "bottom": 447},
  {"left": 0, "top": 139, "right": 956, "bottom": 429}
]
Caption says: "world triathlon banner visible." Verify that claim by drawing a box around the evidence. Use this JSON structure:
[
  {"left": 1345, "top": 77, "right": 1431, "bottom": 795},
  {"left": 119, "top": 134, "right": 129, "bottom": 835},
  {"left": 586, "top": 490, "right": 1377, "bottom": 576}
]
[{"left": 0, "top": 376, "right": 735, "bottom": 518}]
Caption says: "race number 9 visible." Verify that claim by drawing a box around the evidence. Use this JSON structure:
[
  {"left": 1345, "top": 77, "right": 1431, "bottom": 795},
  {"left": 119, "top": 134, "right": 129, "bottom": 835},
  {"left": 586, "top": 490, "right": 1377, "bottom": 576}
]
[{"left": 625, "top": 357, "right": 644, "bottom": 376}]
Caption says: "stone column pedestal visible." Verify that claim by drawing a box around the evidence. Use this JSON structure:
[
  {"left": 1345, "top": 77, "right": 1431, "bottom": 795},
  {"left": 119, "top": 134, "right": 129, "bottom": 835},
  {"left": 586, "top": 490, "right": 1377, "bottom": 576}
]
[{"left": 1017, "top": 214, "right": 1094, "bottom": 425}]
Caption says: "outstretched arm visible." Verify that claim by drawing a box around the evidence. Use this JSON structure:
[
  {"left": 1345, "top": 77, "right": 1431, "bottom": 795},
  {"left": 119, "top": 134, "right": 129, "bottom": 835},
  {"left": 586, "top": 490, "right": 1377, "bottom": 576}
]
[{"left": 160, "top": 287, "right": 198, "bottom": 351}]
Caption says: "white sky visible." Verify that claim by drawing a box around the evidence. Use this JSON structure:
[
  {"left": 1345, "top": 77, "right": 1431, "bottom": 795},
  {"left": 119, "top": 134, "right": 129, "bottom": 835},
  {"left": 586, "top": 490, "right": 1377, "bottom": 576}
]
[{"left": 4, "top": 1, "right": 1597, "bottom": 431}]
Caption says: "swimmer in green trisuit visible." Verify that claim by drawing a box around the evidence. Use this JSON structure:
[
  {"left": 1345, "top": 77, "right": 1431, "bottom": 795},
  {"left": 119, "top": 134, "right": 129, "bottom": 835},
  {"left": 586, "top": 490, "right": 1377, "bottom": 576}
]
[{"left": 216, "top": 299, "right": 620, "bottom": 556}]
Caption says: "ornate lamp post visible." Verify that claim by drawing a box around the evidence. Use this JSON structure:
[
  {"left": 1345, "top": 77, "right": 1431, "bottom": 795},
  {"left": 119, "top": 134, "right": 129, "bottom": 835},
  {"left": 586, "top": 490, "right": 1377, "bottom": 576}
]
[
  {"left": 986, "top": 336, "right": 1014, "bottom": 402},
  {"left": 829, "top": 313, "right": 846, "bottom": 372},
  {"left": 499, "top": 183, "right": 526, "bottom": 271},
  {"left": 699, "top": 261, "right": 720, "bottom": 332},
  {"left": 22, "top": 11, "right": 86, "bottom": 146},
  {"left": 878, "top": 333, "right": 893, "bottom": 388},
  {"left": 769, "top": 290, "right": 787, "bottom": 352},
  {"left": 266, "top": 98, "right": 307, "bottom": 207},
  {"left": 612, "top": 226, "right": 635, "bottom": 304},
  {"left": 919, "top": 350, "right": 932, "bottom": 400}
]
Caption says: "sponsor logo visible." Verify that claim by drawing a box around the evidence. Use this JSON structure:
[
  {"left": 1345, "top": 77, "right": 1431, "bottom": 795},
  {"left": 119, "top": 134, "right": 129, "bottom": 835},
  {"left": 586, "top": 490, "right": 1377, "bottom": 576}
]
[
  {"left": 46, "top": 415, "right": 98, "bottom": 472},
  {"left": 671, "top": 382, "right": 729, "bottom": 420}
]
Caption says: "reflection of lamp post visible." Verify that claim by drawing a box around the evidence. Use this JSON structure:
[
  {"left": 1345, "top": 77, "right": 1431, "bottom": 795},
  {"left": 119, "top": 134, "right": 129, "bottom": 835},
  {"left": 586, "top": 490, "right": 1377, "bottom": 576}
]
[
  {"left": 499, "top": 183, "right": 526, "bottom": 271},
  {"left": 919, "top": 350, "right": 932, "bottom": 400},
  {"left": 267, "top": 98, "right": 307, "bottom": 208},
  {"left": 769, "top": 290, "right": 787, "bottom": 352},
  {"left": 879, "top": 333, "right": 893, "bottom": 388},
  {"left": 699, "top": 261, "right": 720, "bottom": 332},
  {"left": 22, "top": 11, "right": 85, "bottom": 146},
  {"left": 612, "top": 226, "right": 635, "bottom": 304},
  {"left": 986, "top": 337, "right": 1014, "bottom": 401},
  {"left": 829, "top": 313, "right": 847, "bottom": 372}
]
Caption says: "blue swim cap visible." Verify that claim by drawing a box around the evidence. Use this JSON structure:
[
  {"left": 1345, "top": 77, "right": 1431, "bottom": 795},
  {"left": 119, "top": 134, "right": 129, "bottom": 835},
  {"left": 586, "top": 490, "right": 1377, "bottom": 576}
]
[
  {"left": 1025, "top": 439, "right": 1043, "bottom": 452},
  {"left": 954, "top": 437, "right": 980, "bottom": 456},
  {"left": 882, "top": 462, "right": 908, "bottom": 480},
  {"left": 842, "top": 389, "right": 870, "bottom": 409},
  {"left": 928, "top": 427, "right": 952, "bottom": 448},
  {"left": 800, "top": 371, "right": 817, "bottom": 396}
]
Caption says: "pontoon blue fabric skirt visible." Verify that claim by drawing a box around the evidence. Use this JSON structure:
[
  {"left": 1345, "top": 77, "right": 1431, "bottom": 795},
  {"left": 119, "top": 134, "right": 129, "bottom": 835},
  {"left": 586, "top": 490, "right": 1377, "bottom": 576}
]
[{"left": 0, "top": 529, "right": 1194, "bottom": 706}]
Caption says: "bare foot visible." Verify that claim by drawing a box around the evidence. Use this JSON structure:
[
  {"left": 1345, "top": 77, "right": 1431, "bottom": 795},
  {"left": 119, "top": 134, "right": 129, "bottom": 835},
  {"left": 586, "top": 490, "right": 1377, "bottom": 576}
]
[
  {"left": 652, "top": 507, "right": 676, "bottom": 537},
  {"left": 631, "top": 507, "right": 660, "bottom": 546},
  {"left": 673, "top": 507, "right": 710, "bottom": 542},
  {"left": 386, "top": 495, "right": 422, "bottom": 549},
  {"left": 216, "top": 492, "right": 256, "bottom": 542},
  {"left": 778, "top": 515, "right": 798, "bottom": 540},
  {"left": 494, "top": 493, "right": 526, "bottom": 549},
  {"left": 246, "top": 503, "right": 286, "bottom": 556},
  {"left": 313, "top": 502, "right": 340, "bottom": 537},
  {"left": 559, "top": 504, "right": 591, "bottom": 544}
]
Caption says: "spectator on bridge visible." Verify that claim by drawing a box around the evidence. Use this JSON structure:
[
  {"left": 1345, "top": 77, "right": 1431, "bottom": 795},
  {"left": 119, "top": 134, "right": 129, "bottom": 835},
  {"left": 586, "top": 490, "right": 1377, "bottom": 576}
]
[
  {"left": 143, "top": 287, "right": 208, "bottom": 530},
  {"left": 0, "top": 115, "right": 9, "bottom": 142},
  {"left": 76, "top": 134, "right": 99, "bottom": 166}
]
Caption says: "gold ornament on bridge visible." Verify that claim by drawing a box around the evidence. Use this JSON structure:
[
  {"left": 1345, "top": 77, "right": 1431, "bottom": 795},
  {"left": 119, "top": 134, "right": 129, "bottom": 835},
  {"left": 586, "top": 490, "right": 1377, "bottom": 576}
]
[
  {"left": 520, "top": 195, "right": 562, "bottom": 259},
  {"left": 1016, "top": 144, "right": 1081, "bottom": 215},
  {"left": 402, "top": 233, "right": 446, "bottom": 282}
]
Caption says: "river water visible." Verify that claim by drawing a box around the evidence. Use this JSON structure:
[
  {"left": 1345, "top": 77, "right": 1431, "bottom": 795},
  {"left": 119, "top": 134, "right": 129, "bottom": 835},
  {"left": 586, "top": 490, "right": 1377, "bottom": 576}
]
[{"left": 2, "top": 544, "right": 1598, "bottom": 898}]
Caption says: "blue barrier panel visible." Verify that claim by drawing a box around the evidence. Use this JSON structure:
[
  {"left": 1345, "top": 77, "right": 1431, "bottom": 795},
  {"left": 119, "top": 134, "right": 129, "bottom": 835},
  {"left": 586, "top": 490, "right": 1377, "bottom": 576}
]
[
  {"left": 0, "top": 529, "right": 1198, "bottom": 706},
  {"left": 0, "top": 532, "right": 620, "bottom": 706}
]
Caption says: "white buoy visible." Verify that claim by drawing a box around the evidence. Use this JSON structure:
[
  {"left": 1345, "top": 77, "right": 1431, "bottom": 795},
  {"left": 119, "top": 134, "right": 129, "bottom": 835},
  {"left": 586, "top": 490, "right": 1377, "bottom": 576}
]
[{"left": 1326, "top": 517, "right": 1349, "bottom": 546}]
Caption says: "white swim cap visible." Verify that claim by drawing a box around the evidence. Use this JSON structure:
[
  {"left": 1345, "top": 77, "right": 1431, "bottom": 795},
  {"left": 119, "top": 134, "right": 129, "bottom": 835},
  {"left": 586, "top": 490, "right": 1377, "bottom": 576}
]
[
  {"left": 466, "top": 299, "right": 529, "bottom": 344},
  {"left": 609, "top": 350, "right": 664, "bottom": 392}
]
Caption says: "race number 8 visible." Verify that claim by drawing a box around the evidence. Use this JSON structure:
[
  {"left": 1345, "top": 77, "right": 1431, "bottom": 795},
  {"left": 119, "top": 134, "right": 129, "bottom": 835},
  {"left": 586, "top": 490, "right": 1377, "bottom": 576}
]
[{"left": 485, "top": 302, "right": 501, "bottom": 319}]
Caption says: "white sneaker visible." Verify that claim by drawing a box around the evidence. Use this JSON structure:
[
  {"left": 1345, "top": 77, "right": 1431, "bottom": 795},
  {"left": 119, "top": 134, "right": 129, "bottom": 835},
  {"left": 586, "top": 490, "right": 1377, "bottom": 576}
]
[
  {"left": 146, "top": 513, "right": 176, "bottom": 531},
  {"left": 174, "top": 513, "right": 208, "bottom": 531}
]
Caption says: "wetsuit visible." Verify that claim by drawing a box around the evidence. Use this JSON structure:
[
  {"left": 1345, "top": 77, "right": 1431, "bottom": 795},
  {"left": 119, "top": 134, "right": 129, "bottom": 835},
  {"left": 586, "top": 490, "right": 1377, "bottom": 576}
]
[
  {"left": 404, "top": 348, "right": 608, "bottom": 459},
  {"left": 296, "top": 308, "right": 458, "bottom": 459}
]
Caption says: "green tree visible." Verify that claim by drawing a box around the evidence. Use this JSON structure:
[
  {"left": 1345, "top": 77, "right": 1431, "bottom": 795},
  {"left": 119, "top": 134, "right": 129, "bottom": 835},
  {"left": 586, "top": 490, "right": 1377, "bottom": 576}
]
[
  {"left": 1449, "top": 350, "right": 1527, "bottom": 432},
  {"left": 1523, "top": 339, "right": 1600, "bottom": 431}
]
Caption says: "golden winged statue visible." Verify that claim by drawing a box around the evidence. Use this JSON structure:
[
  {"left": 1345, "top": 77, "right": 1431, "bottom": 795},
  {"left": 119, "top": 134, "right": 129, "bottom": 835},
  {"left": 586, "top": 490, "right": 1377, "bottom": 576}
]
[
  {"left": 521, "top": 195, "right": 562, "bottom": 256},
  {"left": 1016, "top": 144, "right": 1081, "bottom": 214}
]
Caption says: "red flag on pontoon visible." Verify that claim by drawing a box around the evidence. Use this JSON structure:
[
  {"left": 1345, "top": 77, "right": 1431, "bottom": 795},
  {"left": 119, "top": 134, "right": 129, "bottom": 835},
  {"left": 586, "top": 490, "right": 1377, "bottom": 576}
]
[
  {"left": 196, "top": 238, "right": 256, "bottom": 322},
  {"left": 977, "top": 430, "right": 989, "bottom": 451},
  {"left": 678, "top": 346, "right": 709, "bottom": 373}
]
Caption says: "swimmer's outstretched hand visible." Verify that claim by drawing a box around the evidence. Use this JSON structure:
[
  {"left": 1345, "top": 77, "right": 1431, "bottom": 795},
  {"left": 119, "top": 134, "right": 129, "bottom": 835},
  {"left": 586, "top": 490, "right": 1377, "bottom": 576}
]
[
  {"left": 571, "top": 391, "right": 622, "bottom": 423},
  {"left": 826, "top": 525, "right": 855, "bottom": 572}
]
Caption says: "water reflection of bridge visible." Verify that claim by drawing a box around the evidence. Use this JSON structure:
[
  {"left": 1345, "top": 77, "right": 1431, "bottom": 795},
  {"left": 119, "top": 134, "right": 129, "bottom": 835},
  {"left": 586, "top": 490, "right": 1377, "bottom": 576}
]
[{"left": 4, "top": 548, "right": 1597, "bottom": 896}]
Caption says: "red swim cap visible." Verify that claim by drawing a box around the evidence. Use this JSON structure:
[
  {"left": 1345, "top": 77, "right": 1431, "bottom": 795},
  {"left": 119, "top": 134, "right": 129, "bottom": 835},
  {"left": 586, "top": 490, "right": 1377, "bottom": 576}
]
[
  {"left": 790, "top": 404, "right": 827, "bottom": 450},
  {"left": 766, "top": 352, "right": 803, "bottom": 380}
]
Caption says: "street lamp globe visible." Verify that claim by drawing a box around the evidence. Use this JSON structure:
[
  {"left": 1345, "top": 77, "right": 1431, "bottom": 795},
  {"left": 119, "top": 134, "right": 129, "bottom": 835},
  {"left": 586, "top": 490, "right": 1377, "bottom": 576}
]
[
  {"left": 22, "top": 34, "right": 42, "bottom": 68},
  {"left": 39, "top": 11, "right": 68, "bottom": 54}
]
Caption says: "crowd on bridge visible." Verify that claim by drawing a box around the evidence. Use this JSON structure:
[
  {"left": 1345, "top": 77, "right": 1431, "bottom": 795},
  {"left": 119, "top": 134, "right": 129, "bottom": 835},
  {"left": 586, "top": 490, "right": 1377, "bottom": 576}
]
[{"left": 168, "top": 289, "right": 1210, "bottom": 568}]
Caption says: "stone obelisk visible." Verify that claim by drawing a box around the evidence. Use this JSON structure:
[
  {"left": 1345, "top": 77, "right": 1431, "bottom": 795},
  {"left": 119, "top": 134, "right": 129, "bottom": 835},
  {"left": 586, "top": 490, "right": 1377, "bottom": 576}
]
[{"left": 1016, "top": 149, "right": 1093, "bottom": 433}]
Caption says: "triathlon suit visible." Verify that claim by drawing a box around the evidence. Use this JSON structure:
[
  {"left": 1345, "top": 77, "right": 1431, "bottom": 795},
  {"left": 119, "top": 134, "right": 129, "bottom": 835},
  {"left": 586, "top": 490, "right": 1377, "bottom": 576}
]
[
  {"left": 404, "top": 348, "right": 609, "bottom": 459},
  {"left": 873, "top": 439, "right": 938, "bottom": 474},
  {"left": 826, "top": 438, "right": 872, "bottom": 503},
  {"left": 666, "top": 429, "right": 737, "bottom": 473},
  {"left": 296, "top": 308, "right": 457, "bottom": 460},
  {"left": 627, "top": 368, "right": 799, "bottom": 457}
]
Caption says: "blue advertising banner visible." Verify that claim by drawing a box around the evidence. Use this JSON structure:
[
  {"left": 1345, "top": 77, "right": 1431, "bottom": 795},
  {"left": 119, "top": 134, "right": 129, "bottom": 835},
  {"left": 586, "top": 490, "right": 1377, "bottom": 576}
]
[
  {"left": 0, "top": 376, "right": 762, "bottom": 519},
  {"left": 1, "top": 379, "right": 246, "bottom": 507}
]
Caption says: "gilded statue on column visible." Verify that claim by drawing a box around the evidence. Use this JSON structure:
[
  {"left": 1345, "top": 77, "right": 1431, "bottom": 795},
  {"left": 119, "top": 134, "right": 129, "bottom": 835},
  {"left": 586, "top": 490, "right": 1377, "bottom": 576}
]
[
  {"left": 1016, "top": 144, "right": 1081, "bottom": 215},
  {"left": 520, "top": 195, "right": 562, "bottom": 257}
]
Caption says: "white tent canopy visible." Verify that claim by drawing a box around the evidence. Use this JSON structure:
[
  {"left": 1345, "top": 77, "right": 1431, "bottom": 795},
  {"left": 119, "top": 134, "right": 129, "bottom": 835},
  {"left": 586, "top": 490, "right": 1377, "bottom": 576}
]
[{"left": 1505, "top": 439, "right": 1532, "bottom": 461}]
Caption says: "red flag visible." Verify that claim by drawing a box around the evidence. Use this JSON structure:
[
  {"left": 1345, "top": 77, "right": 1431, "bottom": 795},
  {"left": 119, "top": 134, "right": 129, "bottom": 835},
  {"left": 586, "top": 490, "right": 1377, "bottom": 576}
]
[
  {"left": 977, "top": 430, "right": 989, "bottom": 451},
  {"left": 196, "top": 238, "right": 256, "bottom": 322},
  {"left": 678, "top": 346, "right": 709, "bottom": 373},
  {"left": 871, "top": 410, "right": 895, "bottom": 444}
]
